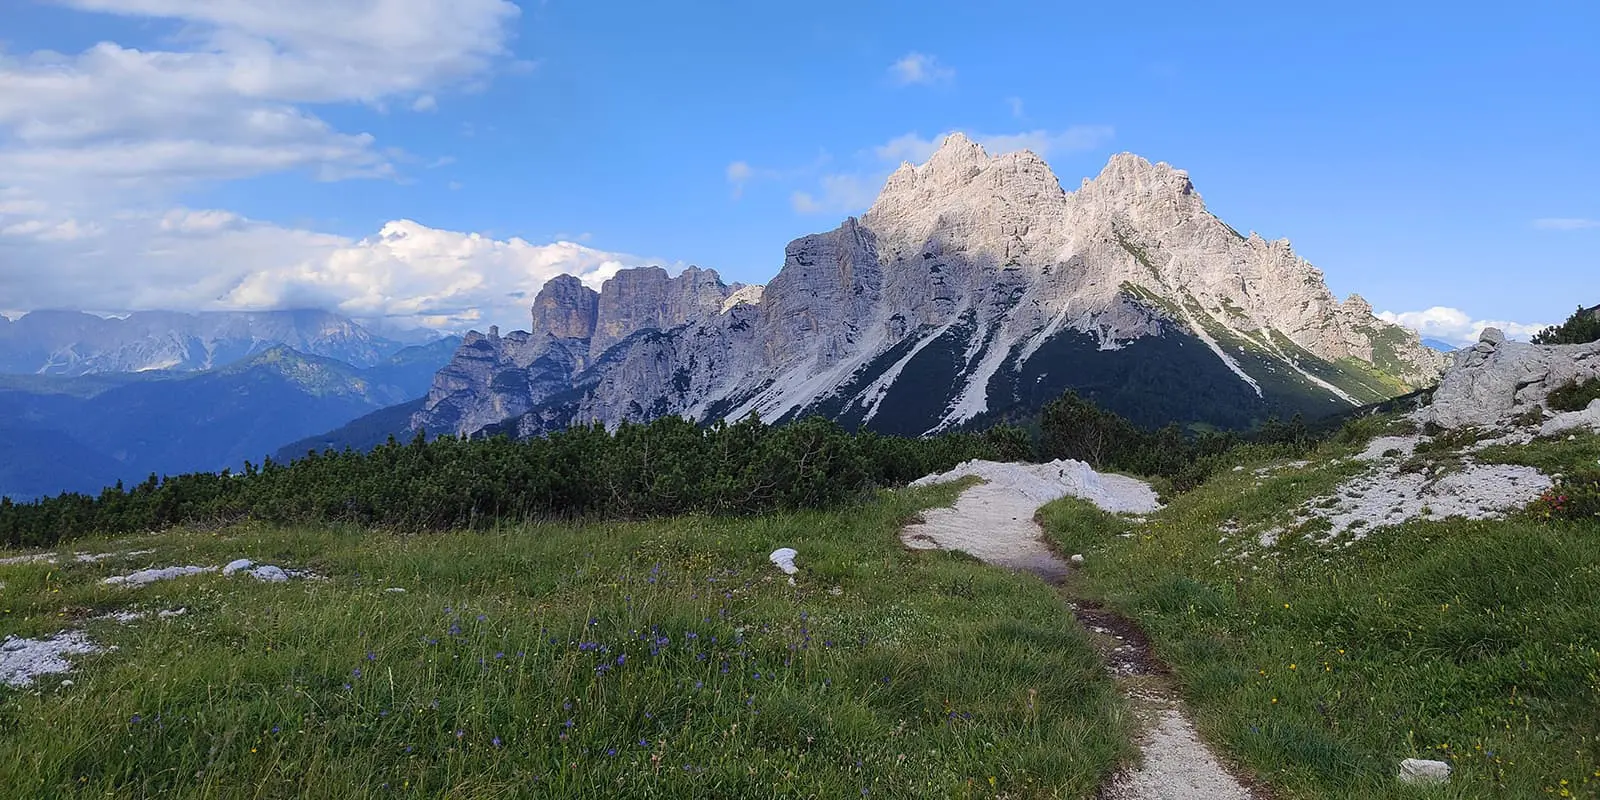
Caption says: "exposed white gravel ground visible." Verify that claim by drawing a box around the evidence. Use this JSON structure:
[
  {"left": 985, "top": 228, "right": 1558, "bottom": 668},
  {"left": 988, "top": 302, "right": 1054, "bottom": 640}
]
[
  {"left": 1100, "top": 704, "right": 1255, "bottom": 800},
  {"left": 1261, "top": 433, "right": 1554, "bottom": 547},
  {"left": 0, "top": 552, "right": 56, "bottom": 566},
  {"left": 1, "top": 631, "right": 103, "bottom": 687},
  {"left": 905, "top": 461, "right": 1252, "bottom": 800}
]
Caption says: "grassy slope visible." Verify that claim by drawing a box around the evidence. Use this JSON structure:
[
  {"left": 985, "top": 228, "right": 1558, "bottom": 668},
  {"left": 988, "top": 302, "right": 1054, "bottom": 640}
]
[
  {"left": 1042, "top": 428, "right": 1600, "bottom": 799},
  {"left": 0, "top": 484, "right": 1128, "bottom": 799}
]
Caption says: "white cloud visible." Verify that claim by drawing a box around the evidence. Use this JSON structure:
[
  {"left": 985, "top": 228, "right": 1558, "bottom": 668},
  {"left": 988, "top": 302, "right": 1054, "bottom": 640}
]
[
  {"left": 222, "top": 220, "right": 643, "bottom": 328},
  {"left": 0, "top": 0, "right": 519, "bottom": 191},
  {"left": 791, "top": 174, "right": 880, "bottom": 215},
  {"left": 726, "top": 161, "right": 754, "bottom": 198},
  {"left": 1533, "top": 217, "right": 1600, "bottom": 230},
  {"left": 888, "top": 52, "right": 953, "bottom": 86},
  {"left": 0, "top": 1, "right": 568, "bottom": 334},
  {"left": 1006, "top": 96, "right": 1026, "bottom": 119},
  {"left": 0, "top": 204, "right": 651, "bottom": 332},
  {"left": 1377, "top": 307, "right": 1551, "bottom": 347}
]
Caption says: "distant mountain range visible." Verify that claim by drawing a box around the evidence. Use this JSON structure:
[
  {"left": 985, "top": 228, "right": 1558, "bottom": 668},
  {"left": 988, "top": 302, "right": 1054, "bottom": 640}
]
[
  {"left": 0, "top": 311, "right": 458, "bottom": 500},
  {"left": 0, "top": 309, "right": 412, "bottom": 375},
  {"left": 387, "top": 136, "right": 1446, "bottom": 444}
]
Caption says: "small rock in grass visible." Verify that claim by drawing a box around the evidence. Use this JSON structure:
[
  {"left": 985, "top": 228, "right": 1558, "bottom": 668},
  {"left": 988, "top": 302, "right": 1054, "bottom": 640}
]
[
  {"left": 769, "top": 548, "right": 799, "bottom": 576},
  {"left": 1069, "top": 554, "right": 1086, "bottom": 565},
  {"left": 222, "top": 559, "right": 254, "bottom": 575},
  {"left": 103, "top": 566, "right": 213, "bottom": 587},
  {"left": 385, "top": 587, "right": 407, "bottom": 593},
  {"left": 248, "top": 566, "right": 289, "bottom": 583},
  {"left": 1398, "top": 758, "right": 1451, "bottom": 785}
]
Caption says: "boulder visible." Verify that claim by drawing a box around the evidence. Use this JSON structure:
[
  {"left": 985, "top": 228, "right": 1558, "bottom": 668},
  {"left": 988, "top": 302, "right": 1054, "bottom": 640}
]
[
  {"left": 1427, "top": 329, "right": 1600, "bottom": 429},
  {"left": 1397, "top": 758, "right": 1451, "bottom": 785}
]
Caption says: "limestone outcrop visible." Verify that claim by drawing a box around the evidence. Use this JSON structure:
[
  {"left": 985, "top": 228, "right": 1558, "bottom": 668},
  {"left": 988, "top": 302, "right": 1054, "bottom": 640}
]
[
  {"left": 415, "top": 134, "right": 1447, "bottom": 438},
  {"left": 1427, "top": 328, "right": 1600, "bottom": 430}
]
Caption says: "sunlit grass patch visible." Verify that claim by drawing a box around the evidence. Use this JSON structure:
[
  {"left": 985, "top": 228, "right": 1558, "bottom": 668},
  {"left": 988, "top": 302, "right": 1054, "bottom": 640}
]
[
  {"left": 1, "top": 485, "right": 1129, "bottom": 798},
  {"left": 1042, "top": 427, "right": 1600, "bottom": 799}
]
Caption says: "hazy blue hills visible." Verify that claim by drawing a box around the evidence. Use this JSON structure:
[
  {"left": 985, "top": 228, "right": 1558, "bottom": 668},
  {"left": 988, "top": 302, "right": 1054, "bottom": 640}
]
[
  {"left": 0, "top": 337, "right": 459, "bottom": 501},
  {"left": 0, "top": 309, "right": 416, "bottom": 375}
]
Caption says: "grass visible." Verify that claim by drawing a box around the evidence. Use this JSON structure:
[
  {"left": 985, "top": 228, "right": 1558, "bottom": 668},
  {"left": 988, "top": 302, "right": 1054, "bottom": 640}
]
[
  {"left": 1548, "top": 378, "right": 1600, "bottom": 414},
  {"left": 0, "top": 483, "right": 1129, "bottom": 799},
  {"left": 1041, "top": 427, "right": 1600, "bottom": 799}
]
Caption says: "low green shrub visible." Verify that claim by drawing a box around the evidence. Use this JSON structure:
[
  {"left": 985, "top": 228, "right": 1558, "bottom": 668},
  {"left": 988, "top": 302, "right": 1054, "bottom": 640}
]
[{"left": 1547, "top": 376, "right": 1600, "bottom": 413}]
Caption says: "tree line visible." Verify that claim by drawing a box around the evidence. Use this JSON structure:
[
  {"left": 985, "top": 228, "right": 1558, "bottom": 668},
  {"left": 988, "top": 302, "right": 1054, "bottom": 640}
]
[
  {"left": 0, "top": 415, "right": 1031, "bottom": 549},
  {"left": 0, "top": 388, "right": 1344, "bottom": 550}
]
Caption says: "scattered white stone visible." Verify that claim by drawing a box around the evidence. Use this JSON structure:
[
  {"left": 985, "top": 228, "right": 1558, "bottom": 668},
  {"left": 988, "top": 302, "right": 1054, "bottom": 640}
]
[
  {"left": 768, "top": 548, "right": 799, "bottom": 576},
  {"left": 1070, "top": 554, "right": 1086, "bottom": 565},
  {"left": 1300, "top": 462, "right": 1551, "bottom": 544},
  {"left": 248, "top": 566, "right": 289, "bottom": 583},
  {"left": 58, "top": 679, "right": 73, "bottom": 687},
  {"left": 103, "top": 566, "right": 215, "bottom": 587},
  {"left": 158, "top": 607, "right": 188, "bottom": 618},
  {"left": 1397, "top": 758, "right": 1452, "bottom": 785},
  {"left": 1357, "top": 435, "right": 1417, "bottom": 462},
  {"left": 74, "top": 549, "right": 157, "bottom": 564},
  {"left": 385, "top": 587, "right": 407, "bottom": 593},
  {"left": 222, "top": 558, "right": 254, "bottom": 575},
  {"left": 0, "top": 552, "right": 56, "bottom": 566},
  {"left": 1, "top": 631, "right": 102, "bottom": 687}
]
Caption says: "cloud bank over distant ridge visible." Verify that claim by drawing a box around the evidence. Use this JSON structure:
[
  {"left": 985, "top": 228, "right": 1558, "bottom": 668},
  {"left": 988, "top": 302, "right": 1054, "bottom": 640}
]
[{"left": 1377, "top": 307, "right": 1550, "bottom": 347}]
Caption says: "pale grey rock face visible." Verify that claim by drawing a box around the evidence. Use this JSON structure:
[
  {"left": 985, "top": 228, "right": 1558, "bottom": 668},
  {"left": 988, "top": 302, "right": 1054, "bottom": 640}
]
[
  {"left": 417, "top": 133, "right": 1445, "bottom": 439},
  {"left": 531, "top": 275, "right": 598, "bottom": 340},
  {"left": 1428, "top": 329, "right": 1600, "bottom": 429},
  {"left": 590, "top": 266, "right": 733, "bottom": 360}
]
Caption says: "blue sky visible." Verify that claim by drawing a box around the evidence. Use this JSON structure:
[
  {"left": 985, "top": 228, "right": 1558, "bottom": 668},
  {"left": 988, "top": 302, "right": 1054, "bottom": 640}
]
[{"left": 0, "top": 0, "right": 1594, "bottom": 342}]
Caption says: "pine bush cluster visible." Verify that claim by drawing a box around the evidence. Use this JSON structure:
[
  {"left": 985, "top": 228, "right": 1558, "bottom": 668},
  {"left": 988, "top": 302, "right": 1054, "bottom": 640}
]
[{"left": 0, "top": 415, "right": 1028, "bottom": 549}]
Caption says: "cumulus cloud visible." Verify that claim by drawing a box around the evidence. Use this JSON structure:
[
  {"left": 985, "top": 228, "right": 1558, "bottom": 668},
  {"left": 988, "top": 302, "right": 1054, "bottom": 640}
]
[
  {"left": 0, "top": 0, "right": 585, "bottom": 334},
  {"left": 0, "top": 0, "right": 517, "bottom": 191},
  {"left": 0, "top": 204, "right": 650, "bottom": 332},
  {"left": 888, "top": 52, "right": 954, "bottom": 86},
  {"left": 1377, "top": 307, "right": 1551, "bottom": 347},
  {"left": 1532, "top": 218, "right": 1600, "bottom": 230},
  {"left": 222, "top": 220, "right": 641, "bottom": 328}
]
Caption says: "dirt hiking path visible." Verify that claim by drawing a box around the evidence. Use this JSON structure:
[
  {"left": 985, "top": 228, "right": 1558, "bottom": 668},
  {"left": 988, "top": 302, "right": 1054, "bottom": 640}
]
[{"left": 903, "top": 468, "right": 1257, "bottom": 800}]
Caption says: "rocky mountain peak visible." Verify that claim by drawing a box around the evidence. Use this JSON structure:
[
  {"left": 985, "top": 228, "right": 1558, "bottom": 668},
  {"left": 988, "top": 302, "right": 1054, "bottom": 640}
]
[
  {"left": 530, "top": 274, "right": 599, "bottom": 340},
  {"left": 1342, "top": 294, "right": 1374, "bottom": 316},
  {"left": 415, "top": 138, "right": 1449, "bottom": 442}
]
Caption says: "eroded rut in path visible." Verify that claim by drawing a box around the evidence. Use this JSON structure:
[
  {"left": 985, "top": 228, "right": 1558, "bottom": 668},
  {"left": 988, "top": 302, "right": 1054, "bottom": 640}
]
[{"left": 903, "top": 480, "right": 1257, "bottom": 800}]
